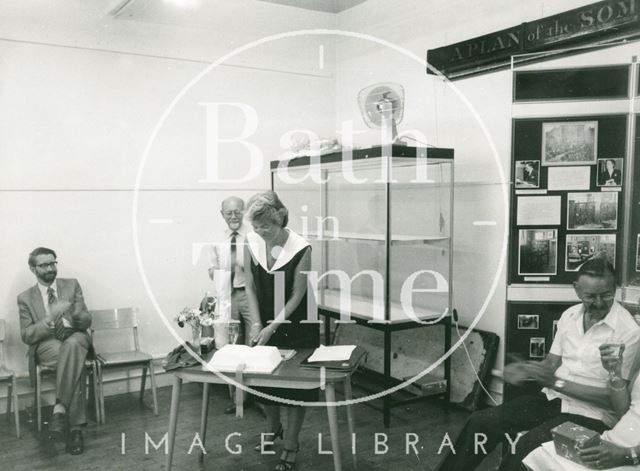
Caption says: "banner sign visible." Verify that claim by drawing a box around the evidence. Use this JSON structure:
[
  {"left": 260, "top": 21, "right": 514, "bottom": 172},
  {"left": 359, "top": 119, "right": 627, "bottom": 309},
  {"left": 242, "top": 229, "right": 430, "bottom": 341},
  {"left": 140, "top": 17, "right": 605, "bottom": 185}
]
[{"left": 427, "top": 0, "right": 640, "bottom": 79}]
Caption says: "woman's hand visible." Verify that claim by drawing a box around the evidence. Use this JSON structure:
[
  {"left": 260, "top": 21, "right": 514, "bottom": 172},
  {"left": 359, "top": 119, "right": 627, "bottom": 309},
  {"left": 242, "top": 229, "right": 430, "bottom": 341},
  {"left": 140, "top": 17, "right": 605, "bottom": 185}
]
[
  {"left": 251, "top": 325, "right": 276, "bottom": 346},
  {"left": 579, "top": 440, "right": 629, "bottom": 469},
  {"left": 599, "top": 343, "right": 624, "bottom": 377}
]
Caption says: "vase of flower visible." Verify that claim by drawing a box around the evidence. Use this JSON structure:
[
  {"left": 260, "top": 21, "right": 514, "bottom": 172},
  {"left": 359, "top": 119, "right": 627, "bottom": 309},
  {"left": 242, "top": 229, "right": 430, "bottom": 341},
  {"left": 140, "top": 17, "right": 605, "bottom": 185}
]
[{"left": 190, "top": 324, "right": 202, "bottom": 349}]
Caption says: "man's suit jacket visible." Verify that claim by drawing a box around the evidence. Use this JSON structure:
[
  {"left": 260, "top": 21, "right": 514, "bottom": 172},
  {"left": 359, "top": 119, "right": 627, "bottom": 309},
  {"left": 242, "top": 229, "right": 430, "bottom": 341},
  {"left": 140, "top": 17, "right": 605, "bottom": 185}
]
[
  {"left": 599, "top": 168, "right": 622, "bottom": 186},
  {"left": 17, "top": 278, "right": 92, "bottom": 383}
]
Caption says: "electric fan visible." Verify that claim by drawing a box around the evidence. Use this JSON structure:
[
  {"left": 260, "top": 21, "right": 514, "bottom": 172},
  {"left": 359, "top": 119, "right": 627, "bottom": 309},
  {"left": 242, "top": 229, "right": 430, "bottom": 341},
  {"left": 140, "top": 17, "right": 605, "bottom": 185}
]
[{"left": 357, "top": 82, "right": 405, "bottom": 145}]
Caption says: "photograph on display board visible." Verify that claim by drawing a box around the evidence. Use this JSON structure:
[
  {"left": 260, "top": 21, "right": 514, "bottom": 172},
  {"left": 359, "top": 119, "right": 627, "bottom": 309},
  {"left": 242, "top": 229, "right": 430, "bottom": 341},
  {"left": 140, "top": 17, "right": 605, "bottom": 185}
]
[
  {"left": 518, "top": 229, "right": 558, "bottom": 275},
  {"left": 517, "top": 314, "right": 539, "bottom": 329},
  {"left": 515, "top": 160, "right": 540, "bottom": 188},
  {"left": 541, "top": 121, "right": 598, "bottom": 166},
  {"left": 530, "top": 337, "right": 546, "bottom": 358},
  {"left": 596, "top": 158, "right": 623, "bottom": 187},
  {"left": 553, "top": 320, "right": 559, "bottom": 340},
  {"left": 565, "top": 234, "right": 616, "bottom": 271},
  {"left": 567, "top": 192, "right": 618, "bottom": 230}
]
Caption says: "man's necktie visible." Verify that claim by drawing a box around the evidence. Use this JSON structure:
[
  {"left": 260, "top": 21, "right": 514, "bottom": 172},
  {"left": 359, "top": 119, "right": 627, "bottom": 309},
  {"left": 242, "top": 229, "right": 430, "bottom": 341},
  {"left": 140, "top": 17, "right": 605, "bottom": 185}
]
[
  {"left": 48, "top": 287, "right": 68, "bottom": 342},
  {"left": 230, "top": 232, "right": 238, "bottom": 288}
]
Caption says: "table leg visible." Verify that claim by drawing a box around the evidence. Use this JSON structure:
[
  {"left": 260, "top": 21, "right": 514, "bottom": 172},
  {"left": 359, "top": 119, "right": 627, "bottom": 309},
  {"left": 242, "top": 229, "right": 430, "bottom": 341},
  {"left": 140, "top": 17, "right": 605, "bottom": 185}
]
[
  {"left": 325, "top": 383, "right": 342, "bottom": 471},
  {"left": 199, "top": 383, "right": 210, "bottom": 462},
  {"left": 344, "top": 377, "right": 357, "bottom": 470},
  {"left": 166, "top": 375, "right": 182, "bottom": 471}
]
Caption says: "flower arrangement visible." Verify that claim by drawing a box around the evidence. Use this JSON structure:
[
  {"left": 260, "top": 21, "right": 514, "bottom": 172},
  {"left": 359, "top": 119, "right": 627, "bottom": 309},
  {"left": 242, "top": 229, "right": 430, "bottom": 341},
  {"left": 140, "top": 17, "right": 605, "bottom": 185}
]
[{"left": 175, "top": 296, "right": 218, "bottom": 345}]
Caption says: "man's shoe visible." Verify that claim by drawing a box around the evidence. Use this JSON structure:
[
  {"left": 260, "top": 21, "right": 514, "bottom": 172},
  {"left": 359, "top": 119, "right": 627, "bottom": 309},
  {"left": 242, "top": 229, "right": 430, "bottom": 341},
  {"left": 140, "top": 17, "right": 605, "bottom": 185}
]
[
  {"left": 66, "top": 430, "right": 84, "bottom": 455},
  {"left": 48, "top": 412, "right": 66, "bottom": 440}
]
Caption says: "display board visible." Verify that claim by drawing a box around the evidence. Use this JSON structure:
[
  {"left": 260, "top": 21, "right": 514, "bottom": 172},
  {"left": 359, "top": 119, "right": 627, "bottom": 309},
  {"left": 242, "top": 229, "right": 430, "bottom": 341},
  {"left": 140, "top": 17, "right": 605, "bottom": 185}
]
[{"left": 509, "top": 114, "right": 627, "bottom": 284}]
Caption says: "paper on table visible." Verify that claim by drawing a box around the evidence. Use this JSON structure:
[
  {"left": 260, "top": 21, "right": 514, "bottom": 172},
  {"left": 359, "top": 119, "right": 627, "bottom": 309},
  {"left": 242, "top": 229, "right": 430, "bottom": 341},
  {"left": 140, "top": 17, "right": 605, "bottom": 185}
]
[{"left": 307, "top": 345, "right": 356, "bottom": 362}]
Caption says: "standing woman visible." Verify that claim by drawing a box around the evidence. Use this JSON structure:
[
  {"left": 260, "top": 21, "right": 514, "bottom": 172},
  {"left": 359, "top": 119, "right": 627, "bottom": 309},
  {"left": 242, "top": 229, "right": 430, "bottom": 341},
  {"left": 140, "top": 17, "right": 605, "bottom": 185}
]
[{"left": 243, "top": 191, "right": 319, "bottom": 471}]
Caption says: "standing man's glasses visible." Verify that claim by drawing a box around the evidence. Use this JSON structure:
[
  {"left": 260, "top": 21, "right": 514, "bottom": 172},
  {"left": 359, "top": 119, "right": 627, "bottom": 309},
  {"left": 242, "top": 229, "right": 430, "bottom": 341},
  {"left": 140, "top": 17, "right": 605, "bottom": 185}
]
[{"left": 223, "top": 211, "right": 243, "bottom": 217}]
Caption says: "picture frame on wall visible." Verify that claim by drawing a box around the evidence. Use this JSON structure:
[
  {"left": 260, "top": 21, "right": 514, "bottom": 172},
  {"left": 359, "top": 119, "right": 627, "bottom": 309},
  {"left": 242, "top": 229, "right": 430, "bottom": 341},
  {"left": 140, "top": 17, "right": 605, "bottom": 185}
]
[
  {"left": 541, "top": 121, "right": 598, "bottom": 166},
  {"left": 530, "top": 337, "right": 546, "bottom": 358},
  {"left": 567, "top": 192, "right": 618, "bottom": 230},
  {"left": 565, "top": 234, "right": 616, "bottom": 271},
  {"left": 518, "top": 229, "right": 558, "bottom": 275},
  {"left": 517, "top": 314, "right": 539, "bottom": 329},
  {"left": 596, "top": 158, "right": 623, "bottom": 187},
  {"left": 515, "top": 160, "right": 540, "bottom": 188}
]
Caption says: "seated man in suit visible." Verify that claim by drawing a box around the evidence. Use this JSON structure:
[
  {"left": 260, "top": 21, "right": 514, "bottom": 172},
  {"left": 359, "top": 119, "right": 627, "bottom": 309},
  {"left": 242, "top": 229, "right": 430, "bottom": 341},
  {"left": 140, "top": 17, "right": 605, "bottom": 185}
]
[{"left": 17, "top": 247, "right": 92, "bottom": 455}]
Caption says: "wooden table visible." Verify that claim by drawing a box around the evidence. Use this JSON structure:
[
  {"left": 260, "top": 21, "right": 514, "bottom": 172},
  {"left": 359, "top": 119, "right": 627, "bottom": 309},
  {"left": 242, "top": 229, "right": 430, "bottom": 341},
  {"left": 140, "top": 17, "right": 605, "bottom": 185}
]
[{"left": 165, "top": 348, "right": 363, "bottom": 471}]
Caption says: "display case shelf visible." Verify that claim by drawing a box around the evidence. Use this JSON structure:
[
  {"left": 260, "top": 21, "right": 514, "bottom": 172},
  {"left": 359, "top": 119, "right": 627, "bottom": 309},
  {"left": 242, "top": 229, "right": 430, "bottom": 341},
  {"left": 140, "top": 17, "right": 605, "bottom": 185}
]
[
  {"left": 305, "top": 231, "right": 449, "bottom": 245},
  {"left": 319, "top": 288, "right": 446, "bottom": 324}
]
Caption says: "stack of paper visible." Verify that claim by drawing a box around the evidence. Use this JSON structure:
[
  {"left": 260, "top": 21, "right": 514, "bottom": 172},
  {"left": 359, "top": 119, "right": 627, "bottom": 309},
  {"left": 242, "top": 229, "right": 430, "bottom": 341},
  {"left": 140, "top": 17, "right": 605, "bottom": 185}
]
[
  {"left": 204, "top": 345, "right": 282, "bottom": 374},
  {"left": 307, "top": 345, "right": 356, "bottom": 362}
]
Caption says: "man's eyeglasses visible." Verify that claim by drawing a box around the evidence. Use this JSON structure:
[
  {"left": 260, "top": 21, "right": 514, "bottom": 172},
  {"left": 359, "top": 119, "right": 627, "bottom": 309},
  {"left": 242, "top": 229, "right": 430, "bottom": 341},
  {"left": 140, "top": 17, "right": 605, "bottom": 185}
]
[
  {"left": 36, "top": 261, "right": 58, "bottom": 269},
  {"left": 581, "top": 293, "right": 615, "bottom": 303},
  {"left": 223, "top": 210, "right": 243, "bottom": 217}
]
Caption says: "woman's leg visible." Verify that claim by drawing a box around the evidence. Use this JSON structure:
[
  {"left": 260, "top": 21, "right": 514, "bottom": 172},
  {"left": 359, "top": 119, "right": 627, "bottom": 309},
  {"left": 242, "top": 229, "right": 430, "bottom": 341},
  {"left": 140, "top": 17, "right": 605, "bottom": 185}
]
[
  {"left": 283, "top": 407, "right": 306, "bottom": 450},
  {"left": 264, "top": 404, "right": 281, "bottom": 433}
]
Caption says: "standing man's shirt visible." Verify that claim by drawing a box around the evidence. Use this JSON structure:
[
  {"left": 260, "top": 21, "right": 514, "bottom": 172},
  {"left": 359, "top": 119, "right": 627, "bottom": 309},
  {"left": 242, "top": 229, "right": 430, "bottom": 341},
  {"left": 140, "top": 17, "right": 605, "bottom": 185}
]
[
  {"left": 208, "top": 224, "right": 249, "bottom": 319},
  {"left": 544, "top": 301, "right": 640, "bottom": 426}
]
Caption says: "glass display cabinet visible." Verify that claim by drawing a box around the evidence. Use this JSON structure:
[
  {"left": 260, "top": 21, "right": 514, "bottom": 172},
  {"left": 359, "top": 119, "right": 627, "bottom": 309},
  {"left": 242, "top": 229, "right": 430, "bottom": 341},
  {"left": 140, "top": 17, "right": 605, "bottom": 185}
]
[{"left": 271, "top": 144, "right": 454, "bottom": 426}]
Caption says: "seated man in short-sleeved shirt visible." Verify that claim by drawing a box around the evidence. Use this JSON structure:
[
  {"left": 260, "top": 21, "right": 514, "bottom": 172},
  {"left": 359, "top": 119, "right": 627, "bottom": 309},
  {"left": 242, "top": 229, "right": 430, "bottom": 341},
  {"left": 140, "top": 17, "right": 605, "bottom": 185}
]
[{"left": 435, "top": 259, "right": 640, "bottom": 471}]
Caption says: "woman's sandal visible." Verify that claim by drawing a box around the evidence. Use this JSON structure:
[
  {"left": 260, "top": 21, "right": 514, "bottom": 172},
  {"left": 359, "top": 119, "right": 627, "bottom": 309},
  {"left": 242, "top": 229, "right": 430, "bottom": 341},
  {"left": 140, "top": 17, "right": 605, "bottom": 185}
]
[
  {"left": 275, "top": 445, "right": 299, "bottom": 471},
  {"left": 254, "top": 423, "right": 283, "bottom": 452}
]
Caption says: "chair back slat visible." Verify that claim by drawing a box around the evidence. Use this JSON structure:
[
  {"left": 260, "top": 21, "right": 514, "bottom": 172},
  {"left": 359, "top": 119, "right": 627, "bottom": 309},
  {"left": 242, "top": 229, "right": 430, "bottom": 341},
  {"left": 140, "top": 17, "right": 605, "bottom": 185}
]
[
  {"left": 90, "top": 308, "right": 138, "bottom": 330},
  {"left": 90, "top": 308, "right": 140, "bottom": 353}
]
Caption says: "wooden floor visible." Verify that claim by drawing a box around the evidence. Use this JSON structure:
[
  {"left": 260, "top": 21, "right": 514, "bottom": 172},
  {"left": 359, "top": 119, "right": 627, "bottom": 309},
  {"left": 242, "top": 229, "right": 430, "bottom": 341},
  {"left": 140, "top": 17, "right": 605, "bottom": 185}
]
[{"left": 0, "top": 383, "right": 501, "bottom": 470}]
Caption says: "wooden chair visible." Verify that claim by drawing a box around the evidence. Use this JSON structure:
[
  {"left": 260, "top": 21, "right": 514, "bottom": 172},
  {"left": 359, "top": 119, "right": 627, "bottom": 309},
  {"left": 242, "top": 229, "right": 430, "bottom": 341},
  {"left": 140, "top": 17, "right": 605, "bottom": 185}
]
[
  {"left": 90, "top": 308, "right": 158, "bottom": 423},
  {"left": 0, "top": 319, "right": 20, "bottom": 437},
  {"left": 35, "top": 348, "right": 100, "bottom": 432}
]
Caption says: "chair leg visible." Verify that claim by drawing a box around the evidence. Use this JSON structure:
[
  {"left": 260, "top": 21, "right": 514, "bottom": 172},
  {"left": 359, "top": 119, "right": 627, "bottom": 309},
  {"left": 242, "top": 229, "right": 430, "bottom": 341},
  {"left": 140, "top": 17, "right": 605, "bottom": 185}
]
[
  {"left": 148, "top": 362, "right": 158, "bottom": 416},
  {"left": 13, "top": 378, "right": 20, "bottom": 438},
  {"left": 6, "top": 381, "right": 12, "bottom": 422},
  {"left": 36, "top": 368, "right": 42, "bottom": 433},
  {"left": 140, "top": 366, "right": 147, "bottom": 403},
  {"left": 91, "top": 363, "right": 101, "bottom": 425},
  {"left": 97, "top": 362, "right": 105, "bottom": 425}
]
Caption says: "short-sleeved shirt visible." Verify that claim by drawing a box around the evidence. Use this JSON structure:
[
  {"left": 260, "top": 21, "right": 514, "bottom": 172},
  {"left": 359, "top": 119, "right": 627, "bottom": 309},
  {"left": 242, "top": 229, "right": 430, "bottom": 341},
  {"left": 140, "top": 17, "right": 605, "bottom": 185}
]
[{"left": 544, "top": 302, "right": 640, "bottom": 427}]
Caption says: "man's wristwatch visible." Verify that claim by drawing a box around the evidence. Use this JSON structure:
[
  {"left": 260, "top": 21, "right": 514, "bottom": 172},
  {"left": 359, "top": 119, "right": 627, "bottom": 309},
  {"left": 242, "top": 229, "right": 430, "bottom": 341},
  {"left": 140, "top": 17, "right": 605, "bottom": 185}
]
[
  {"left": 553, "top": 379, "right": 566, "bottom": 390},
  {"left": 629, "top": 447, "right": 639, "bottom": 466}
]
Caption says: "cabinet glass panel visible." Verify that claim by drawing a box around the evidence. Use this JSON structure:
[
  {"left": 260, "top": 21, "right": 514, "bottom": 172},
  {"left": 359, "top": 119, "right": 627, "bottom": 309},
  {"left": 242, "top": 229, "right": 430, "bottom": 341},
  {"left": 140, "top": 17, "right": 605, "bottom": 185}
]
[{"left": 271, "top": 146, "right": 453, "bottom": 324}]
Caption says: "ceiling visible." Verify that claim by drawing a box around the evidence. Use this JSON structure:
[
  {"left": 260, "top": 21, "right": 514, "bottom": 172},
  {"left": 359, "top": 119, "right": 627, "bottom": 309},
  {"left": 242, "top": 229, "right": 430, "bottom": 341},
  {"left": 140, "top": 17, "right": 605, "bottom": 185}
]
[{"left": 255, "top": 0, "right": 367, "bottom": 13}]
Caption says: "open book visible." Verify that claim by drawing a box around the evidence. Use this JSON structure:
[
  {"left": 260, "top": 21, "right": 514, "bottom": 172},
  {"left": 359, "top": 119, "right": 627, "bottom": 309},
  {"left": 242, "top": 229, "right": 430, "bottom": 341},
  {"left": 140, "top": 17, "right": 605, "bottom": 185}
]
[{"left": 204, "top": 344, "right": 282, "bottom": 374}]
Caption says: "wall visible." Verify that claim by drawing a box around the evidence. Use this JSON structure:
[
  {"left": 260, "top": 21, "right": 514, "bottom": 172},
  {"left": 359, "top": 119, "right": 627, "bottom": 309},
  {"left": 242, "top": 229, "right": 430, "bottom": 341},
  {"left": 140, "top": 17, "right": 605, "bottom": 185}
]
[{"left": 0, "top": 0, "right": 337, "bottom": 406}]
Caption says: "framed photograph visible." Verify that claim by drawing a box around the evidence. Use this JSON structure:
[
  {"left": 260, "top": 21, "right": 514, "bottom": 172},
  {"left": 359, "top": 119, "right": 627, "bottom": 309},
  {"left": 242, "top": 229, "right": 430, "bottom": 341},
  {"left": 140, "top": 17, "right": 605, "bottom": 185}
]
[
  {"left": 517, "top": 314, "right": 539, "bottom": 330},
  {"left": 636, "top": 235, "right": 640, "bottom": 272},
  {"left": 596, "top": 158, "right": 623, "bottom": 187},
  {"left": 518, "top": 229, "right": 558, "bottom": 275},
  {"left": 542, "top": 121, "right": 598, "bottom": 166},
  {"left": 515, "top": 160, "right": 540, "bottom": 188},
  {"left": 530, "top": 337, "right": 546, "bottom": 359},
  {"left": 552, "top": 320, "right": 559, "bottom": 340},
  {"left": 567, "top": 192, "right": 618, "bottom": 230},
  {"left": 565, "top": 234, "right": 616, "bottom": 272}
]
